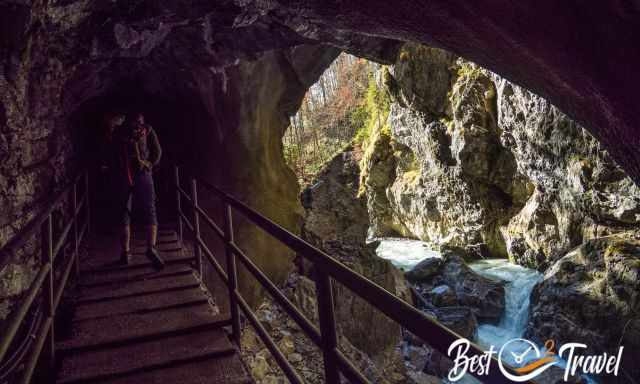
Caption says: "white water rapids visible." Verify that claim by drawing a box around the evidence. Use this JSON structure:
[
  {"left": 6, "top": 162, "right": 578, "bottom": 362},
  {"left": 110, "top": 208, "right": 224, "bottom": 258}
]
[
  {"left": 374, "top": 238, "right": 595, "bottom": 383},
  {"left": 374, "top": 239, "right": 541, "bottom": 348}
]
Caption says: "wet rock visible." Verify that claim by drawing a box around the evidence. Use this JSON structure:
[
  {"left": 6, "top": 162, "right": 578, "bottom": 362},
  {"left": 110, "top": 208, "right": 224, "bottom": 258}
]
[
  {"left": 429, "top": 285, "right": 457, "bottom": 307},
  {"left": 428, "top": 306, "right": 477, "bottom": 339},
  {"left": 406, "top": 257, "right": 442, "bottom": 283},
  {"left": 439, "top": 255, "right": 505, "bottom": 322},
  {"left": 527, "top": 234, "right": 640, "bottom": 380}
]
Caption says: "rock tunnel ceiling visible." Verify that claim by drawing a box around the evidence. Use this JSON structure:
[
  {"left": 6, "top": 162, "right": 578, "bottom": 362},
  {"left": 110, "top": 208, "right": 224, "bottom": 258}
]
[
  {"left": 0, "top": 1, "right": 640, "bottom": 383},
  {"left": 1, "top": 0, "right": 639, "bottom": 181}
]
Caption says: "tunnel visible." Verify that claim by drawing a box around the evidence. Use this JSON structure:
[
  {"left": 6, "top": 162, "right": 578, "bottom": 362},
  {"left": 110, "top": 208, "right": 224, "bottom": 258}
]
[{"left": 1, "top": 1, "right": 640, "bottom": 384}]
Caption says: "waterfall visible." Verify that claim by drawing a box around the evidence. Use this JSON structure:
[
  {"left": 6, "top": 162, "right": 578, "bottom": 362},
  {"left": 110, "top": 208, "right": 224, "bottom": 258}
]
[{"left": 469, "top": 259, "right": 543, "bottom": 350}]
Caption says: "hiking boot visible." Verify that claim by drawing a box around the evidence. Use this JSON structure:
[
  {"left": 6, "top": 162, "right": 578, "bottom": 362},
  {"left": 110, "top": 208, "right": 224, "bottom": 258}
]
[
  {"left": 146, "top": 246, "right": 165, "bottom": 270},
  {"left": 120, "top": 251, "right": 132, "bottom": 265}
]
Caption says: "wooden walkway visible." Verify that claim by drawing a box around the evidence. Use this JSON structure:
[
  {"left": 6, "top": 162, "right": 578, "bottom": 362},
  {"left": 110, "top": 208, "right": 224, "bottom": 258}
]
[{"left": 55, "top": 228, "right": 252, "bottom": 384}]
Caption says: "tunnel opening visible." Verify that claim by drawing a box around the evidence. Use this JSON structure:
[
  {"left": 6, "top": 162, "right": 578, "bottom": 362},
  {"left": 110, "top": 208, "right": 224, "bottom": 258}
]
[
  {"left": 67, "top": 73, "right": 226, "bottom": 234},
  {"left": 1, "top": 2, "right": 640, "bottom": 383},
  {"left": 278, "top": 42, "right": 640, "bottom": 383}
]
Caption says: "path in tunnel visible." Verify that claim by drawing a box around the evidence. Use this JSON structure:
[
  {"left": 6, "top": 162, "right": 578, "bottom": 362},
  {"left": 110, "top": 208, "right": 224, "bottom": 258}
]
[{"left": 55, "top": 227, "right": 252, "bottom": 384}]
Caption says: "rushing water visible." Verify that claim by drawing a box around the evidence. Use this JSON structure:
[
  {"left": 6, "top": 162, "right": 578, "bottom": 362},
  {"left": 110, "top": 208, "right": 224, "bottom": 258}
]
[
  {"left": 375, "top": 238, "right": 596, "bottom": 383},
  {"left": 374, "top": 238, "right": 441, "bottom": 271},
  {"left": 468, "top": 259, "right": 543, "bottom": 354},
  {"left": 375, "top": 238, "right": 543, "bottom": 352}
]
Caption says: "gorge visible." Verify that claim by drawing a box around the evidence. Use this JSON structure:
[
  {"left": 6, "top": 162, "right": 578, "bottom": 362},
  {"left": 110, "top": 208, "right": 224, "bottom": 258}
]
[{"left": 1, "top": 2, "right": 640, "bottom": 384}]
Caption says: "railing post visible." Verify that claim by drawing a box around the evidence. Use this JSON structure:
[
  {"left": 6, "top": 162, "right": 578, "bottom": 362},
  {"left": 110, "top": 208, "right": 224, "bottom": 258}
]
[
  {"left": 316, "top": 270, "right": 340, "bottom": 384},
  {"left": 223, "top": 202, "right": 241, "bottom": 344},
  {"left": 42, "top": 215, "right": 55, "bottom": 372},
  {"left": 84, "top": 171, "right": 90, "bottom": 235},
  {"left": 191, "top": 179, "right": 203, "bottom": 278},
  {"left": 72, "top": 182, "right": 80, "bottom": 277},
  {"left": 175, "top": 166, "right": 183, "bottom": 244}
]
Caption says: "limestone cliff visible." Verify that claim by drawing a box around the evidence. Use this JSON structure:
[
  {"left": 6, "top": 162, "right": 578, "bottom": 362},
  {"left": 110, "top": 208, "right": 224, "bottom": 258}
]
[
  {"left": 299, "top": 146, "right": 411, "bottom": 379},
  {"left": 362, "top": 43, "right": 640, "bottom": 270},
  {"left": 527, "top": 233, "right": 640, "bottom": 381}
]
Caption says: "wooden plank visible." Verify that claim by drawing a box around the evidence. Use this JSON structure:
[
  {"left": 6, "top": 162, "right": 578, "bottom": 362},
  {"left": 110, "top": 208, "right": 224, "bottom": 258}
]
[
  {"left": 73, "top": 288, "right": 208, "bottom": 321},
  {"left": 78, "top": 274, "right": 200, "bottom": 303},
  {"left": 81, "top": 252, "right": 193, "bottom": 274},
  {"left": 57, "top": 328, "right": 235, "bottom": 384},
  {"left": 78, "top": 264, "right": 192, "bottom": 287},
  {"left": 100, "top": 353, "right": 251, "bottom": 384},
  {"left": 57, "top": 304, "right": 225, "bottom": 352}
]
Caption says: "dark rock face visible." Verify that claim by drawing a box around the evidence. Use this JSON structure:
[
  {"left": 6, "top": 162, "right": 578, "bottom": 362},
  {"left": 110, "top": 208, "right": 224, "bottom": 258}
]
[
  {"left": 2, "top": 0, "right": 639, "bottom": 309},
  {"left": 0, "top": 1, "right": 351, "bottom": 310},
  {"left": 527, "top": 234, "right": 640, "bottom": 381},
  {"left": 299, "top": 146, "right": 411, "bottom": 378},
  {"left": 405, "top": 257, "right": 442, "bottom": 283}
]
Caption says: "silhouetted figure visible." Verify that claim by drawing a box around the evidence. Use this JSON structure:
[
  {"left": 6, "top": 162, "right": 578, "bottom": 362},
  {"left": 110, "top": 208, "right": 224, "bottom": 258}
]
[
  {"left": 98, "top": 112, "right": 126, "bottom": 229},
  {"left": 113, "top": 112, "right": 164, "bottom": 269}
]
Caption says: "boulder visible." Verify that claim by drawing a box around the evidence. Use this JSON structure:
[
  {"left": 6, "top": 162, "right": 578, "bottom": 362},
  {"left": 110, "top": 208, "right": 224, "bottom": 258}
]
[
  {"left": 406, "top": 257, "right": 443, "bottom": 283},
  {"left": 410, "top": 254, "right": 504, "bottom": 326},
  {"left": 428, "top": 306, "right": 477, "bottom": 339},
  {"left": 439, "top": 255, "right": 505, "bottom": 322}
]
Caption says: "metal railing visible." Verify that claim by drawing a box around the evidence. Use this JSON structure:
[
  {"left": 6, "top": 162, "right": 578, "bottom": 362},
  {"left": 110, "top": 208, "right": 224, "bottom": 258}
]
[
  {"left": 174, "top": 166, "right": 526, "bottom": 384},
  {"left": 0, "top": 170, "right": 90, "bottom": 384}
]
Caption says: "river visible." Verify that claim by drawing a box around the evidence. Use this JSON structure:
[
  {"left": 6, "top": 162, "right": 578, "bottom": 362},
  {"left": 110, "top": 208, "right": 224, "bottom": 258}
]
[{"left": 374, "top": 238, "right": 595, "bottom": 383}]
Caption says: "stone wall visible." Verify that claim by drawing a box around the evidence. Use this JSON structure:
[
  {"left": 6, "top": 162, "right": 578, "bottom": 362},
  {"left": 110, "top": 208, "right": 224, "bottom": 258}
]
[
  {"left": 0, "top": 1, "right": 344, "bottom": 316},
  {"left": 362, "top": 43, "right": 640, "bottom": 270}
]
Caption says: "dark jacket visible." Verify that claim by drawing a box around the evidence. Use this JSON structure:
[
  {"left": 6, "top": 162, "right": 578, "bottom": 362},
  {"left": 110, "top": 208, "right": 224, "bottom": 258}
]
[{"left": 114, "top": 123, "right": 162, "bottom": 186}]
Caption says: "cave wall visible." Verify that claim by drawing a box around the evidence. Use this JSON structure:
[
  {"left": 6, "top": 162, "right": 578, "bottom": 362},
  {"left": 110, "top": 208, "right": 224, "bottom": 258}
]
[
  {"left": 2, "top": 0, "right": 640, "bottom": 319},
  {"left": 362, "top": 43, "right": 640, "bottom": 270},
  {"left": 189, "top": 46, "right": 340, "bottom": 304},
  {"left": 0, "top": 1, "right": 344, "bottom": 314}
]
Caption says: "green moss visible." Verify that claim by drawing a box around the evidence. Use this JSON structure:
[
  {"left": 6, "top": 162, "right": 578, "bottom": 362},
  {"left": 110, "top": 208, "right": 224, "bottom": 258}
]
[
  {"left": 354, "top": 70, "right": 392, "bottom": 146},
  {"left": 354, "top": 71, "right": 393, "bottom": 196},
  {"left": 440, "top": 116, "right": 455, "bottom": 135},
  {"left": 456, "top": 62, "right": 482, "bottom": 81}
]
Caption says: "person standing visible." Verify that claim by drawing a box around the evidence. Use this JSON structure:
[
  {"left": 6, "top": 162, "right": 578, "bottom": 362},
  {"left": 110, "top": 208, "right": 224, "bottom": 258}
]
[
  {"left": 98, "top": 112, "right": 126, "bottom": 229},
  {"left": 114, "top": 112, "right": 164, "bottom": 268}
]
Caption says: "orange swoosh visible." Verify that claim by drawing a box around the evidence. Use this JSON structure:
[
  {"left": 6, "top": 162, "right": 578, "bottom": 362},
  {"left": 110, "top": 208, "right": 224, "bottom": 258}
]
[{"left": 514, "top": 356, "right": 556, "bottom": 373}]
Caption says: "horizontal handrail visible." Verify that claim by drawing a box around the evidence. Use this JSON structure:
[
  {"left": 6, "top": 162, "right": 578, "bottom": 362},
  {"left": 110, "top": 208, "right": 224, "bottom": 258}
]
[
  {"left": 195, "top": 236, "right": 228, "bottom": 284},
  {"left": 0, "top": 169, "right": 90, "bottom": 382},
  {"left": 174, "top": 166, "right": 529, "bottom": 384},
  {"left": 0, "top": 172, "right": 83, "bottom": 272},
  {"left": 234, "top": 291, "right": 304, "bottom": 384},
  {"left": 0, "top": 264, "right": 50, "bottom": 362},
  {"left": 230, "top": 241, "right": 322, "bottom": 345}
]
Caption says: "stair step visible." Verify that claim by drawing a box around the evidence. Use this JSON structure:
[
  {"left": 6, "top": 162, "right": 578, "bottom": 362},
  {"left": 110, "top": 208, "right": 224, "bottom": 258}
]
[
  {"left": 57, "top": 304, "right": 226, "bottom": 352},
  {"left": 74, "top": 288, "right": 209, "bottom": 321},
  {"left": 81, "top": 254, "right": 193, "bottom": 275},
  {"left": 97, "top": 353, "right": 251, "bottom": 384},
  {"left": 78, "top": 264, "right": 193, "bottom": 287},
  {"left": 78, "top": 274, "right": 200, "bottom": 303},
  {"left": 57, "top": 328, "right": 235, "bottom": 384},
  {"left": 133, "top": 229, "right": 176, "bottom": 239}
]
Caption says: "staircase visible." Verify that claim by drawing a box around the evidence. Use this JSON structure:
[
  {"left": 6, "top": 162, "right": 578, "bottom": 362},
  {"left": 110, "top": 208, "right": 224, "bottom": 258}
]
[{"left": 55, "top": 228, "right": 252, "bottom": 384}]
